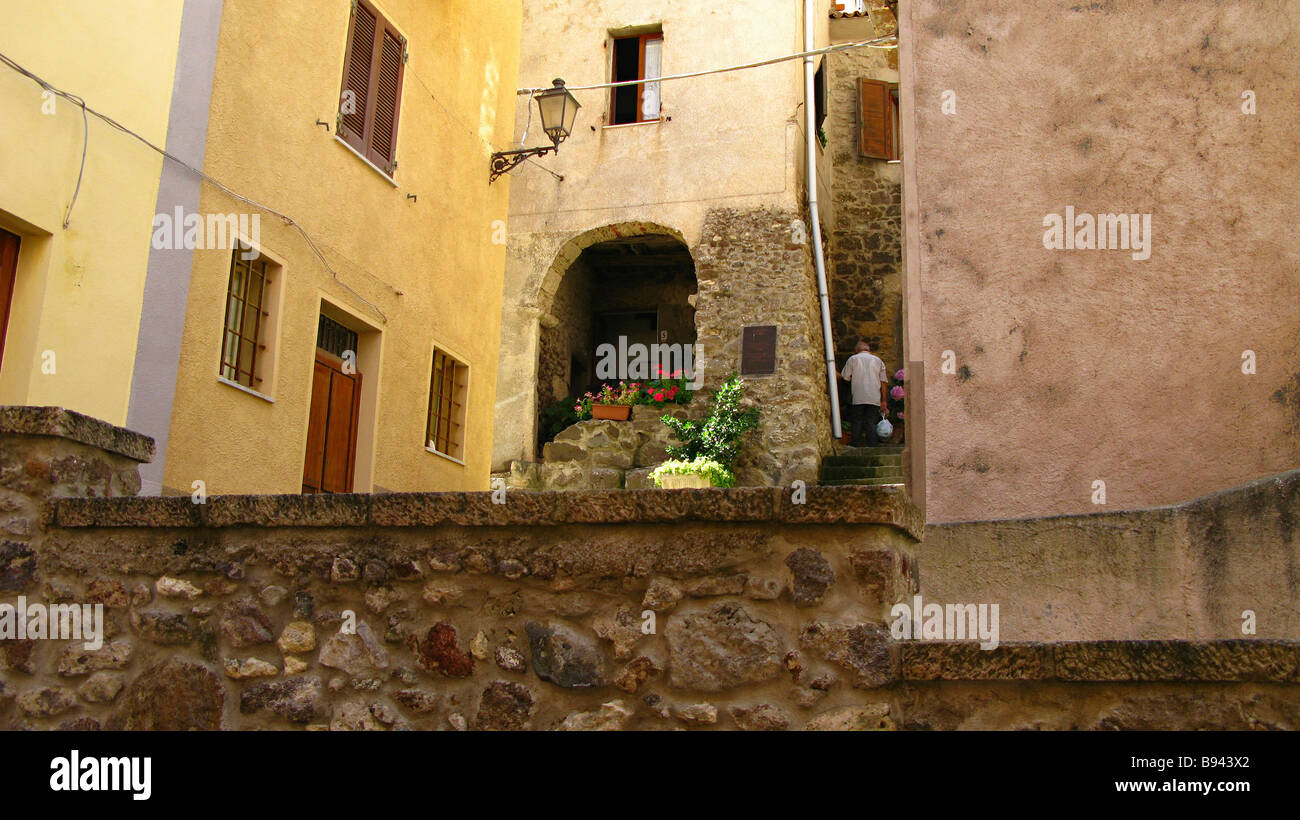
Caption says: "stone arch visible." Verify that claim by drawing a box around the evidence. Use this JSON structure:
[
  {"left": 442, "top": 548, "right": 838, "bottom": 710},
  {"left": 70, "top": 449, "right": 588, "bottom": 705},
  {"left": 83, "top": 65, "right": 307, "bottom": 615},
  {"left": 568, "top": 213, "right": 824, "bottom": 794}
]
[
  {"left": 494, "top": 220, "right": 697, "bottom": 471},
  {"left": 531, "top": 222, "right": 698, "bottom": 456},
  {"left": 529, "top": 221, "right": 690, "bottom": 318}
]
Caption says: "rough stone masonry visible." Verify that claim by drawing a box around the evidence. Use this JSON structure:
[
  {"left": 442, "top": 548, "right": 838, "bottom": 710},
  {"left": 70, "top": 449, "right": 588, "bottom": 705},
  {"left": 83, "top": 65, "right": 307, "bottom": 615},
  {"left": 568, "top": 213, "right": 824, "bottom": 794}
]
[{"left": 2, "top": 407, "right": 1298, "bottom": 730}]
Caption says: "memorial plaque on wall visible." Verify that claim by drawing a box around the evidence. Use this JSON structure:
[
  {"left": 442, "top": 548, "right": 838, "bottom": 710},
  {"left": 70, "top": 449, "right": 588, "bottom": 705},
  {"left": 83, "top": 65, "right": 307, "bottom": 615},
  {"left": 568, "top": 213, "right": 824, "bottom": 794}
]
[{"left": 740, "top": 325, "right": 777, "bottom": 375}]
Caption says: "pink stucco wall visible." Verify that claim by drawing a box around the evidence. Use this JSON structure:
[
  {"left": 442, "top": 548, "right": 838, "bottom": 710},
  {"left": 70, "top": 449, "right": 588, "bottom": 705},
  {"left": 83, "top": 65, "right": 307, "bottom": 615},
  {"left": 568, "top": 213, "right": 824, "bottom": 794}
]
[{"left": 902, "top": 0, "right": 1300, "bottom": 522}]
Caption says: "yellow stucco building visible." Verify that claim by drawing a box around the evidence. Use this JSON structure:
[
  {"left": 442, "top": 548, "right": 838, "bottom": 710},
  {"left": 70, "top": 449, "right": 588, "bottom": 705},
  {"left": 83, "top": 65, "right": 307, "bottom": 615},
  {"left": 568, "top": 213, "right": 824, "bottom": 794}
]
[
  {"left": 0, "top": 1, "right": 183, "bottom": 425},
  {"left": 1, "top": 0, "right": 522, "bottom": 496}
]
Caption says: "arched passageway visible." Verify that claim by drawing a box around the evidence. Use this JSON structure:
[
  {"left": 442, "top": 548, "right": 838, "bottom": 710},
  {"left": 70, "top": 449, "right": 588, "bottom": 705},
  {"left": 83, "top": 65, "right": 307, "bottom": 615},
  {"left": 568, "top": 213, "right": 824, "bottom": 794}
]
[{"left": 535, "top": 232, "right": 696, "bottom": 450}]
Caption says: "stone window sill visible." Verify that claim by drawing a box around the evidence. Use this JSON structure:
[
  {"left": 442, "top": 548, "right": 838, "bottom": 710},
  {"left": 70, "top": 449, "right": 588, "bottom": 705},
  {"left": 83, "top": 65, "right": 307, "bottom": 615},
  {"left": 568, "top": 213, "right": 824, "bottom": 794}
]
[
  {"left": 602, "top": 118, "right": 665, "bottom": 130},
  {"left": 218, "top": 376, "right": 274, "bottom": 403},
  {"left": 333, "top": 135, "right": 399, "bottom": 187},
  {"left": 426, "top": 445, "right": 466, "bottom": 467}
]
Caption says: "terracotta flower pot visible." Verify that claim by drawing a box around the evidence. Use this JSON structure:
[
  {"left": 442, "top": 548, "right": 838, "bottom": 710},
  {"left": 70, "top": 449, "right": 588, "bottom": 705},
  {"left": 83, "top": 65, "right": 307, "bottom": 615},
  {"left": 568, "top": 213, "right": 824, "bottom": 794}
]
[
  {"left": 659, "top": 472, "right": 713, "bottom": 489},
  {"left": 591, "top": 403, "right": 632, "bottom": 421}
]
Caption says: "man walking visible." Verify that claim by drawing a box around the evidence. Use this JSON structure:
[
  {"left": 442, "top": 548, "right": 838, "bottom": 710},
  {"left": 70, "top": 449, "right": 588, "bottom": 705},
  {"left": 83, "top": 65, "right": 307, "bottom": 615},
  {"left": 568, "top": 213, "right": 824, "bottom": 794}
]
[{"left": 840, "top": 340, "right": 890, "bottom": 446}]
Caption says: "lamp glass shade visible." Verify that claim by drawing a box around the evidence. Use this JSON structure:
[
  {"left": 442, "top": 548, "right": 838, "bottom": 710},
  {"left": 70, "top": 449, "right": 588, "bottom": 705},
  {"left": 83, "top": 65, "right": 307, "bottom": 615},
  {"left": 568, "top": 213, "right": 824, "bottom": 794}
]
[{"left": 536, "top": 80, "right": 580, "bottom": 144}]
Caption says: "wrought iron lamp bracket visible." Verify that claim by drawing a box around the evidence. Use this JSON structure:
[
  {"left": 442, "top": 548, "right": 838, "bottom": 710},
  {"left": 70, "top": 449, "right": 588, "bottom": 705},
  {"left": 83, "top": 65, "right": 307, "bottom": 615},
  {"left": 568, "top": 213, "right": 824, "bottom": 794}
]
[{"left": 489, "top": 144, "right": 557, "bottom": 183}]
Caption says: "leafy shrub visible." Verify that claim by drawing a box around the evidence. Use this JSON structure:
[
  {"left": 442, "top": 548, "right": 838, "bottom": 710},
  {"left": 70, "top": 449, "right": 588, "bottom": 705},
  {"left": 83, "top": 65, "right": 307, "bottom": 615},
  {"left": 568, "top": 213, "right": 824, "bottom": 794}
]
[{"left": 661, "top": 373, "right": 759, "bottom": 469}]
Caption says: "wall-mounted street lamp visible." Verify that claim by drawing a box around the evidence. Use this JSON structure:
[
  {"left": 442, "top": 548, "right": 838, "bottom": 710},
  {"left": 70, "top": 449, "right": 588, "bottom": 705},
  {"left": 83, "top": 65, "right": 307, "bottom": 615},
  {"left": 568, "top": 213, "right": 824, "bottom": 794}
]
[{"left": 489, "top": 79, "right": 580, "bottom": 183}]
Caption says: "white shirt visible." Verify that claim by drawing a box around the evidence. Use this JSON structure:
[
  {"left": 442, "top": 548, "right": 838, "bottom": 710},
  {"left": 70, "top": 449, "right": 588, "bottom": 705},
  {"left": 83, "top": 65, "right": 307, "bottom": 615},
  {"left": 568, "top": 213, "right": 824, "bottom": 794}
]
[{"left": 841, "top": 351, "right": 887, "bottom": 406}]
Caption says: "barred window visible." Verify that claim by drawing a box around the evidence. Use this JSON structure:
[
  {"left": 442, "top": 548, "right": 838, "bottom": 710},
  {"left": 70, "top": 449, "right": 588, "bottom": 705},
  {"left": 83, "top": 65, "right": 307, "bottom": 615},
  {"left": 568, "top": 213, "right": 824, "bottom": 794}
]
[
  {"left": 426, "top": 348, "right": 468, "bottom": 461},
  {"left": 317, "top": 314, "right": 358, "bottom": 359},
  {"left": 219, "top": 244, "right": 272, "bottom": 389}
]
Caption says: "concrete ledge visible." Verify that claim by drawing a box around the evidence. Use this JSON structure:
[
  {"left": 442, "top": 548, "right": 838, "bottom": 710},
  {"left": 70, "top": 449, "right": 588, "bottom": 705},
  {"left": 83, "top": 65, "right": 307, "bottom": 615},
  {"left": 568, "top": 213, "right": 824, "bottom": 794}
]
[
  {"left": 922, "top": 467, "right": 1300, "bottom": 642},
  {"left": 1053, "top": 639, "right": 1300, "bottom": 682},
  {"left": 200, "top": 493, "right": 372, "bottom": 528},
  {"left": 783, "top": 485, "right": 924, "bottom": 535},
  {"left": 0, "top": 406, "right": 156, "bottom": 463},
  {"left": 903, "top": 642, "right": 1055, "bottom": 680},
  {"left": 901, "top": 640, "right": 1300, "bottom": 683},
  {"left": 53, "top": 484, "right": 924, "bottom": 538},
  {"left": 53, "top": 495, "right": 200, "bottom": 528}
]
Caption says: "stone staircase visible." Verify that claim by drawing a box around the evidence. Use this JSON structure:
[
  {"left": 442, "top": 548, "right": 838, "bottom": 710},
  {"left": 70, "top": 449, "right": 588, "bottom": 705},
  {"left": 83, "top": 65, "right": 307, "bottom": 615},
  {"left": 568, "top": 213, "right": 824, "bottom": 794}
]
[{"left": 818, "top": 444, "right": 905, "bottom": 486}]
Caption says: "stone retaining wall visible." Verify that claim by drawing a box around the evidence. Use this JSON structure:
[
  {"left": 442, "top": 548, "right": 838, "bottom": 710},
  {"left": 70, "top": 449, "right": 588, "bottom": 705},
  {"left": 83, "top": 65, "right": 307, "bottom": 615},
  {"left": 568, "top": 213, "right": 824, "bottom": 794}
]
[{"left": 3, "top": 407, "right": 1297, "bottom": 730}]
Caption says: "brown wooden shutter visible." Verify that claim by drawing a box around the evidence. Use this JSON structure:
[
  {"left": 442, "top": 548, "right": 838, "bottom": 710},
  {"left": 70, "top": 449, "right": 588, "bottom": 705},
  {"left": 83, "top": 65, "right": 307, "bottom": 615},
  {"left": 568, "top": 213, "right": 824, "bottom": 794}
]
[
  {"left": 339, "top": 1, "right": 377, "bottom": 154},
  {"left": 858, "top": 78, "right": 893, "bottom": 160},
  {"left": 338, "top": 0, "right": 405, "bottom": 173},
  {"left": 368, "top": 24, "right": 405, "bottom": 171}
]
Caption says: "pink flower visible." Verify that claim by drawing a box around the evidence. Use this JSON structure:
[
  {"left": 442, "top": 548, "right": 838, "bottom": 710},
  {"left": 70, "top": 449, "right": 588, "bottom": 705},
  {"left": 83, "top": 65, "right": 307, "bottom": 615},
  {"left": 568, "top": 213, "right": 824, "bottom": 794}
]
[
  {"left": 890, "top": 385, "right": 905, "bottom": 400},
  {"left": 895, "top": 369, "right": 906, "bottom": 381},
  {"left": 897, "top": 412, "right": 904, "bottom": 419}
]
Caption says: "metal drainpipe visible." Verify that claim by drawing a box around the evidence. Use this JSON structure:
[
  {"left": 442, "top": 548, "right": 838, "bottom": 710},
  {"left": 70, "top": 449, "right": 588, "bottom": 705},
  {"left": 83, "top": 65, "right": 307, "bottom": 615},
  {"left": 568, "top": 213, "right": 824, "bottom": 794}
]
[{"left": 804, "top": 0, "right": 843, "bottom": 440}]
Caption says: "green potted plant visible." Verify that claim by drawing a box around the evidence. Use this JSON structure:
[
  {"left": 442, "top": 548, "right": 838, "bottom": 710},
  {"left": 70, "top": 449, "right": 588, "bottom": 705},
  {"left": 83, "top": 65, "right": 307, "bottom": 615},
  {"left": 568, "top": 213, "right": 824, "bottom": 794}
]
[
  {"left": 651, "top": 457, "right": 735, "bottom": 489},
  {"left": 651, "top": 373, "right": 759, "bottom": 489}
]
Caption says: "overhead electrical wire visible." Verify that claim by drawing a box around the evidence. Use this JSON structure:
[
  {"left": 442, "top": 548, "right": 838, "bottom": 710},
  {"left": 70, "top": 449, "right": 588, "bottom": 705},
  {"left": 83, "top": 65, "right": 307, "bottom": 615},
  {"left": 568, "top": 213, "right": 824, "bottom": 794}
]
[
  {"left": 0, "top": 50, "right": 391, "bottom": 323},
  {"left": 508, "top": 34, "right": 896, "bottom": 179},
  {"left": 3, "top": 30, "right": 898, "bottom": 295},
  {"left": 516, "top": 34, "right": 898, "bottom": 95}
]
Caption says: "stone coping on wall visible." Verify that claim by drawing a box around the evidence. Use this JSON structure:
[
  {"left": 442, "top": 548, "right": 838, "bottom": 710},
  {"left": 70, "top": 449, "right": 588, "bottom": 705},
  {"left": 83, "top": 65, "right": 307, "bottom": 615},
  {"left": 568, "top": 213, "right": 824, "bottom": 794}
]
[
  {"left": 929, "top": 466, "right": 1300, "bottom": 528},
  {"left": 0, "top": 405, "right": 155, "bottom": 463},
  {"left": 51, "top": 484, "right": 925, "bottom": 540},
  {"left": 899, "top": 640, "right": 1300, "bottom": 683}
]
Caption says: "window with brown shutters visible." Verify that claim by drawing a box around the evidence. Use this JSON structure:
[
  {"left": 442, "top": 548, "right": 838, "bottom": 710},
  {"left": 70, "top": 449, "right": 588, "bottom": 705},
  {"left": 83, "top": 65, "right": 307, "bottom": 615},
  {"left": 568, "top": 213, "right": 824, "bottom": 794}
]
[
  {"left": 426, "top": 348, "right": 468, "bottom": 462},
  {"left": 338, "top": 0, "right": 407, "bottom": 174},
  {"left": 858, "top": 77, "right": 900, "bottom": 161}
]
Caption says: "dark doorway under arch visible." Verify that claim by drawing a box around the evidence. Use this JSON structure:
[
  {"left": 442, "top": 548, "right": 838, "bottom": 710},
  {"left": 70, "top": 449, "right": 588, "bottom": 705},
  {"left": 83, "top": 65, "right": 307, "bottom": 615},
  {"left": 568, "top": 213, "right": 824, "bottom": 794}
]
[{"left": 536, "top": 233, "right": 696, "bottom": 447}]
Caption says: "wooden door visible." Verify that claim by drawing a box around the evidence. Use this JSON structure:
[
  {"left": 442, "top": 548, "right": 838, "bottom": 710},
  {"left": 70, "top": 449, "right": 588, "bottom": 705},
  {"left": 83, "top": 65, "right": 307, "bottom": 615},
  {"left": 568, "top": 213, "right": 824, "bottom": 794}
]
[
  {"left": 302, "top": 351, "right": 361, "bottom": 493},
  {"left": 0, "top": 229, "right": 19, "bottom": 369}
]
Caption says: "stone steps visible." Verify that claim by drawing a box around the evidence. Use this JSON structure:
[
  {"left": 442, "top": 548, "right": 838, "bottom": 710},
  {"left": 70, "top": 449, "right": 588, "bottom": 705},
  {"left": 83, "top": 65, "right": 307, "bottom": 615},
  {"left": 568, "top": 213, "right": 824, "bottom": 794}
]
[
  {"left": 822, "top": 453, "right": 903, "bottom": 467},
  {"left": 819, "top": 464, "right": 903, "bottom": 480},
  {"left": 818, "top": 444, "right": 904, "bottom": 486},
  {"left": 836, "top": 444, "right": 904, "bottom": 456}
]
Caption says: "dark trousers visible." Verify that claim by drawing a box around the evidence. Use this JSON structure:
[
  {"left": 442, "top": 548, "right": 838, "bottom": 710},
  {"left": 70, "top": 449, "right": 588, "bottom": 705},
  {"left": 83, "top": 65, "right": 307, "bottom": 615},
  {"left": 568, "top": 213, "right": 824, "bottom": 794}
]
[{"left": 849, "top": 403, "right": 881, "bottom": 446}]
